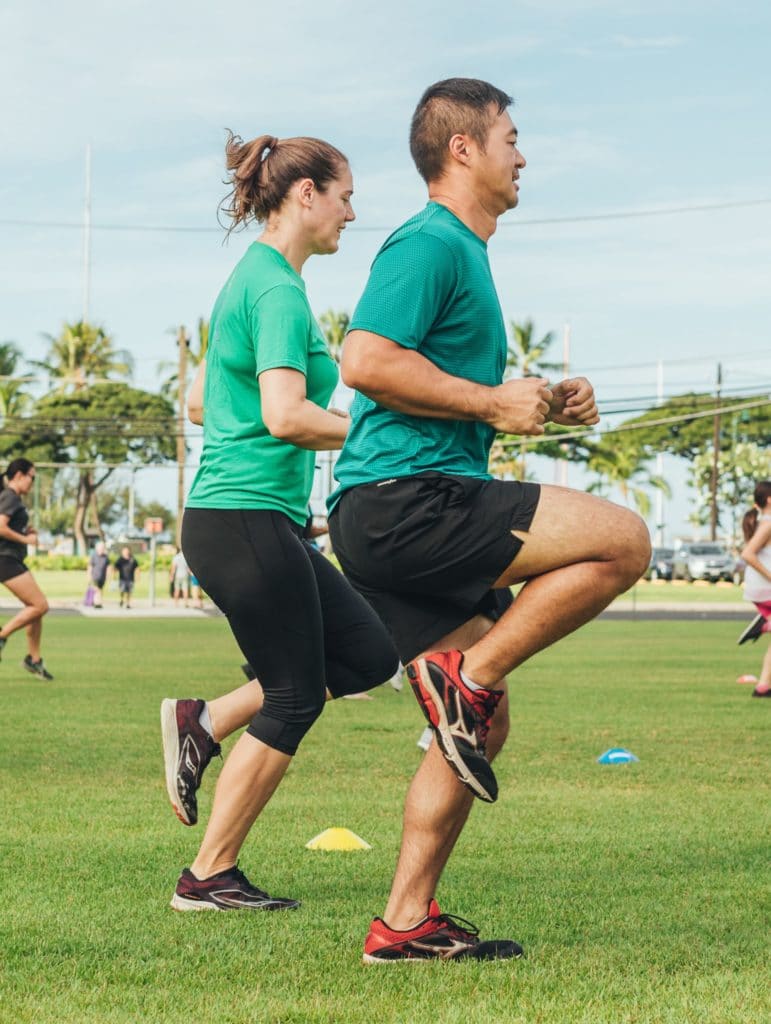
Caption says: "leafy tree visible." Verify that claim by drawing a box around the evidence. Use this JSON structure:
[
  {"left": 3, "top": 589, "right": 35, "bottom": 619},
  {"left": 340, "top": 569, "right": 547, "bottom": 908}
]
[
  {"left": 687, "top": 442, "right": 771, "bottom": 541},
  {"left": 319, "top": 310, "right": 350, "bottom": 364},
  {"left": 613, "top": 392, "right": 770, "bottom": 461},
  {"left": 0, "top": 342, "right": 35, "bottom": 464},
  {"left": 29, "top": 384, "right": 175, "bottom": 553}
]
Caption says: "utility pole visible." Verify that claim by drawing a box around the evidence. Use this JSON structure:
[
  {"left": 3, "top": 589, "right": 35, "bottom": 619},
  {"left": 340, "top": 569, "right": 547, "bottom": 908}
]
[
  {"left": 655, "top": 359, "right": 665, "bottom": 546},
  {"left": 176, "top": 326, "right": 190, "bottom": 547},
  {"left": 709, "top": 362, "right": 722, "bottom": 541},
  {"left": 82, "top": 143, "right": 92, "bottom": 324}
]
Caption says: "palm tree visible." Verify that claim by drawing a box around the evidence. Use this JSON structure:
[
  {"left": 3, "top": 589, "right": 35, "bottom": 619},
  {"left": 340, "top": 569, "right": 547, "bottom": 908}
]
[
  {"left": 505, "top": 319, "right": 561, "bottom": 380},
  {"left": 501, "top": 319, "right": 561, "bottom": 479},
  {"left": 34, "top": 321, "right": 133, "bottom": 391},
  {"left": 318, "top": 310, "right": 350, "bottom": 364},
  {"left": 0, "top": 341, "right": 32, "bottom": 423},
  {"left": 586, "top": 445, "right": 671, "bottom": 519}
]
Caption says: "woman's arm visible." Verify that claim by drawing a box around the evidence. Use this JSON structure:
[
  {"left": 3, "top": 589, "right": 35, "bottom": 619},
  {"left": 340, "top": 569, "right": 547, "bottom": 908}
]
[
  {"left": 0, "top": 513, "right": 35, "bottom": 546},
  {"left": 187, "top": 360, "right": 206, "bottom": 425},
  {"left": 260, "top": 368, "right": 349, "bottom": 451},
  {"left": 741, "top": 520, "right": 771, "bottom": 582}
]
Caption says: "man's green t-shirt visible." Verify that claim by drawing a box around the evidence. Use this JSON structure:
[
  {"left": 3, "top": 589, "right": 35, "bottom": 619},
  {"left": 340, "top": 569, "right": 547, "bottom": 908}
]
[
  {"left": 328, "top": 202, "right": 507, "bottom": 508},
  {"left": 187, "top": 242, "right": 338, "bottom": 526}
]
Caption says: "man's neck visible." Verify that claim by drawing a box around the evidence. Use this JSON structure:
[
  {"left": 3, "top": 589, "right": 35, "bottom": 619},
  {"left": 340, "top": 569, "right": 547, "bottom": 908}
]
[{"left": 427, "top": 188, "right": 498, "bottom": 243}]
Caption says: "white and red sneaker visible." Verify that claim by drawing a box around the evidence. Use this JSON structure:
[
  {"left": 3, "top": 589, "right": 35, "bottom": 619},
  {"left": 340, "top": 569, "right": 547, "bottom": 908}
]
[
  {"left": 363, "top": 899, "right": 523, "bottom": 963},
  {"left": 406, "top": 649, "right": 502, "bottom": 802}
]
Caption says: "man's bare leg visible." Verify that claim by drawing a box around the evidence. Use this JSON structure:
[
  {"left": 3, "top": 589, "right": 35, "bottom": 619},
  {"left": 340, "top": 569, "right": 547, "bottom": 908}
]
[
  {"left": 462, "top": 486, "right": 650, "bottom": 686},
  {"left": 383, "top": 616, "right": 503, "bottom": 929}
]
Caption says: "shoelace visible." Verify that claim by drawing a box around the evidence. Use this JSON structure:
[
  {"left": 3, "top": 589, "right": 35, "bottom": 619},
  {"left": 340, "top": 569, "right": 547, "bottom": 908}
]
[
  {"left": 230, "top": 865, "right": 270, "bottom": 899},
  {"left": 430, "top": 912, "right": 480, "bottom": 941}
]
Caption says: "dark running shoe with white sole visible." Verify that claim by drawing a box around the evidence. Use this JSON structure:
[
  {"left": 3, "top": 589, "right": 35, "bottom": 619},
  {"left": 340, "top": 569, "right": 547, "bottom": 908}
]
[
  {"left": 23, "top": 655, "right": 54, "bottom": 680},
  {"left": 161, "top": 698, "right": 221, "bottom": 825},
  {"left": 363, "top": 899, "right": 523, "bottom": 963},
  {"left": 737, "top": 613, "right": 767, "bottom": 645},
  {"left": 406, "top": 649, "right": 502, "bottom": 803},
  {"left": 171, "top": 865, "right": 301, "bottom": 912}
]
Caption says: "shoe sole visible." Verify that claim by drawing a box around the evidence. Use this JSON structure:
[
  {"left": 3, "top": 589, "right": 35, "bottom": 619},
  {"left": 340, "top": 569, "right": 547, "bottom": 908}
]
[
  {"left": 160, "top": 700, "right": 193, "bottom": 826},
  {"left": 408, "top": 659, "right": 496, "bottom": 803},
  {"left": 170, "top": 893, "right": 222, "bottom": 911},
  {"left": 737, "top": 614, "right": 766, "bottom": 645}
]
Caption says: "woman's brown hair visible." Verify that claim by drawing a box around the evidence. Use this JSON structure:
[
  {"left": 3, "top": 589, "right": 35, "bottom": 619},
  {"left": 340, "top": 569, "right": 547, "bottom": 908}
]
[
  {"left": 219, "top": 132, "right": 348, "bottom": 235},
  {"left": 742, "top": 480, "right": 771, "bottom": 542}
]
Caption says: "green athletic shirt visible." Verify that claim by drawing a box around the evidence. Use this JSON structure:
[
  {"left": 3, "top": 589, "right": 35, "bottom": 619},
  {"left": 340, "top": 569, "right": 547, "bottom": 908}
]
[
  {"left": 186, "top": 242, "right": 338, "bottom": 526},
  {"left": 328, "top": 202, "right": 507, "bottom": 509}
]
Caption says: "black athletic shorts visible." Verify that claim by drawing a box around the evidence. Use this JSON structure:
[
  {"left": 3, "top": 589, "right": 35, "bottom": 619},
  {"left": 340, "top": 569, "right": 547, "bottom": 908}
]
[
  {"left": 0, "top": 555, "right": 28, "bottom": 583},
  {"left": 329, "top": 472, "right": 541, "bottom": 663}
]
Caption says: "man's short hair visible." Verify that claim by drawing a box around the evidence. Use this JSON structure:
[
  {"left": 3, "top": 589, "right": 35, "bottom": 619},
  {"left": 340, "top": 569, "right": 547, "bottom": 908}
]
[{"left": 409, "top": 78, "right": 513, "bottom": 184}]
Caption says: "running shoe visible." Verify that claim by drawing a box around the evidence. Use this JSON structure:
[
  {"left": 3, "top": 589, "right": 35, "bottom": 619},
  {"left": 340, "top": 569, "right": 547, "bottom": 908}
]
[
  {"left": 363, "top": 899, "right": 523, "bottom": 963},
  {"left": 406, "top": 650, "right": 502, "bottom": 803},
  {"left": 751, "top": 687, "right": 771, "bottom": 698},
  {"left": 171, "top": 865, "right": 301, "bottom": 912},
  {"left": 0, "top": 636, "right": 6, "bottom": 661},
  {"left": 737, "top": 613, "right": 766, "bottom": 645},
  {"left": 160, "top": 698, "right": 221, "bottom": 825},
  {"left": 23, "top": 655, "right": 53, "bottom": 680}
]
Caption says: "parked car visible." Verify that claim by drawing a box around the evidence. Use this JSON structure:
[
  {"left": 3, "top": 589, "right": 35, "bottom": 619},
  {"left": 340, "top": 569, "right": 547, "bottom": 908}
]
[
  {"left": 671, "top": 543, "right": 735, "bottom": 582},
  {"left": 644, "top": 547, "right": 675, "bottom": 581}
]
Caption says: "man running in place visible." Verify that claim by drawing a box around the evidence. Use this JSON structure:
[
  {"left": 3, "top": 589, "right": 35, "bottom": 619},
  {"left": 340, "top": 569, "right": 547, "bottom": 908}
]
[{"left": 328, "top": 78, "right": 651, "bottom": 963}]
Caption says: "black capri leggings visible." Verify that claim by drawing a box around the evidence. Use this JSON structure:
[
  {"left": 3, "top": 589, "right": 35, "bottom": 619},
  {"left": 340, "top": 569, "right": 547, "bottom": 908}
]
[{"left": 182, "top": 508, "right": 398, "bottom": 756}]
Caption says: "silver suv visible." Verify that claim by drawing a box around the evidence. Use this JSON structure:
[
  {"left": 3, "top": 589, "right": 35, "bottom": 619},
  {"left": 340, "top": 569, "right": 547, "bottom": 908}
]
[{"left": 671, "top": 543, "right": 735, "bottom": 582}]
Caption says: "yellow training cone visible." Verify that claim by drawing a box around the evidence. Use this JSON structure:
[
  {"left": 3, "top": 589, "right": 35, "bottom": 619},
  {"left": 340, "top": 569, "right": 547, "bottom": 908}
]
[{"left": 305, "top": 827, "right": 372, "bottom": 851}]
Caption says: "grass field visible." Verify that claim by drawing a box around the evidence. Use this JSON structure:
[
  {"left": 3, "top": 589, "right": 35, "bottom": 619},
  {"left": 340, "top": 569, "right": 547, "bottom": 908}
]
[{"left": 2, "top": 617, "right": 769, "bottom": 1024}]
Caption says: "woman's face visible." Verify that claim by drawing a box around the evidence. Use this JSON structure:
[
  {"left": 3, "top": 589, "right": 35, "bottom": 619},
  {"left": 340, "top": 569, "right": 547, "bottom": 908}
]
[
  {"left": 12, "top": 467, "right": 35, "bottom": 495},
  {"left": 308, "top": 164, "right": 356, "bottom": 255}
]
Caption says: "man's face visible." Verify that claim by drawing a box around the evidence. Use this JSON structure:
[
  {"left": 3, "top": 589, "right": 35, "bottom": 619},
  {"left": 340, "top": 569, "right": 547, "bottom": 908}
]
[{"left": 473, "top": 108, "right": 526, "bottom": 215}]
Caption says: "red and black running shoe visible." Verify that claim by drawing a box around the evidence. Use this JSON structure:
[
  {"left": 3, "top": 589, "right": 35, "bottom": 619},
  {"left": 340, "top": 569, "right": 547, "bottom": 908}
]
[
  {"left": 406, "top": 649, "right": 502, "bottom": 803},
  {"left": 171, "top": 865, "right": 301, "bottom": 912},
  {"left": 363, "top": 899, "right": 523, "bottom": 963},
  {"left": 160, "top": 698, "right": 221, "bottom": 825}
]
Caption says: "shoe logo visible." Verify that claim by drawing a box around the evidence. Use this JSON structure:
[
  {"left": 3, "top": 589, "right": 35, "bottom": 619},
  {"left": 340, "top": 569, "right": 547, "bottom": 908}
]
[
  {"left": 180, "top": 735, "right": 201, "bottom": 776},
  {"left": 411, "top": 937, "right": 474, "bottom": 959},
  {"left": 211, "top": 888, "right": 272, "bottom": 908}
]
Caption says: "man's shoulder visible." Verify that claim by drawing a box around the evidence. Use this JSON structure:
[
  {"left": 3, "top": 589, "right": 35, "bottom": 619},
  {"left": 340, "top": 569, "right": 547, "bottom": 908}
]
[{"left": 0, "top": 488, "right": 20, "bottom": 511}]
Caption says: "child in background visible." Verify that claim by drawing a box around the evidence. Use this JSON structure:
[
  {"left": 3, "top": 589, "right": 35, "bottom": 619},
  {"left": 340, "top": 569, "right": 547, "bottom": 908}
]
[{"left": 736, "top": 480, "right": 771, "bottom": 696}]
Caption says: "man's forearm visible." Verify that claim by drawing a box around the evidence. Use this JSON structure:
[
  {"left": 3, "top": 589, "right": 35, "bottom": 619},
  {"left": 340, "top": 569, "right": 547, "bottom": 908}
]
[{"left": 342, "top": 331, "right": 495, "bottom": 422}]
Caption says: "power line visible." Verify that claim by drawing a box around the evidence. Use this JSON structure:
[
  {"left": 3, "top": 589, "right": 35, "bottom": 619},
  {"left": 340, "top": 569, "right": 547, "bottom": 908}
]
[
  {"left": 1, "top": 197, "right": 770, "bottom": 236},
  {"left": 498, "top": 397, "right": 771, "bottom": 448}
]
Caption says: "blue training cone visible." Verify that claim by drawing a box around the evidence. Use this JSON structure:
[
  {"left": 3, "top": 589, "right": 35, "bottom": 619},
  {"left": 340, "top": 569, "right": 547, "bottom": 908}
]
[{"left": 597, "top": 747, "right": 639, "bottom": 765}]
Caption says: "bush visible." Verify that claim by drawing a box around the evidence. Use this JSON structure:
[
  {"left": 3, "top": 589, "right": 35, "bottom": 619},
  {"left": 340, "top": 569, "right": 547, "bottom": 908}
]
[{"left": 26, "top": 554, "right": 89, "bottom": 571}]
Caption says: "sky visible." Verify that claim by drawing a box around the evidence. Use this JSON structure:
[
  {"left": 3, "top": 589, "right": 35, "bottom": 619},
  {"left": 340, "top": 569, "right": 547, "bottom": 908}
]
[{"left": 2, "top": 0, "right": 770, "bottom": 541}]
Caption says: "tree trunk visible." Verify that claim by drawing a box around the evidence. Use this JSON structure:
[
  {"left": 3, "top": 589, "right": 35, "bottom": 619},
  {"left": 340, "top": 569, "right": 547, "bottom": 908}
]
[{"left": 73, "top": 471, "right": 91, "bottom": 555}]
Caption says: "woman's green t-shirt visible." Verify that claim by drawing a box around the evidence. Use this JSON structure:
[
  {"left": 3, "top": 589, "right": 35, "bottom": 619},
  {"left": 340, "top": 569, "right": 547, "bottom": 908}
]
[{"left": 186, "top": 242, "right": 338, "bottom": 525}]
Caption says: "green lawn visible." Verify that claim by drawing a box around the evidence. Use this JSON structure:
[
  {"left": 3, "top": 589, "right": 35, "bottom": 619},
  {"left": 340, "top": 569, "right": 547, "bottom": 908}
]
[{"left": 2, "top": 618, "right": 768, "bottom": 1024}]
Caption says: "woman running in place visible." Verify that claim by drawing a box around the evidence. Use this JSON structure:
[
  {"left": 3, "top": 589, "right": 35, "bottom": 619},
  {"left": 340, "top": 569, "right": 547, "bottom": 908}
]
[
  {"left": 736, "top": 480, "right": 771, "bottom": 697},
  {"left": 160, "top": 131, "right": 398, "bottom": 911},
  {"left": 0, "top": 458, "right": 53, "bottom": 680}
]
